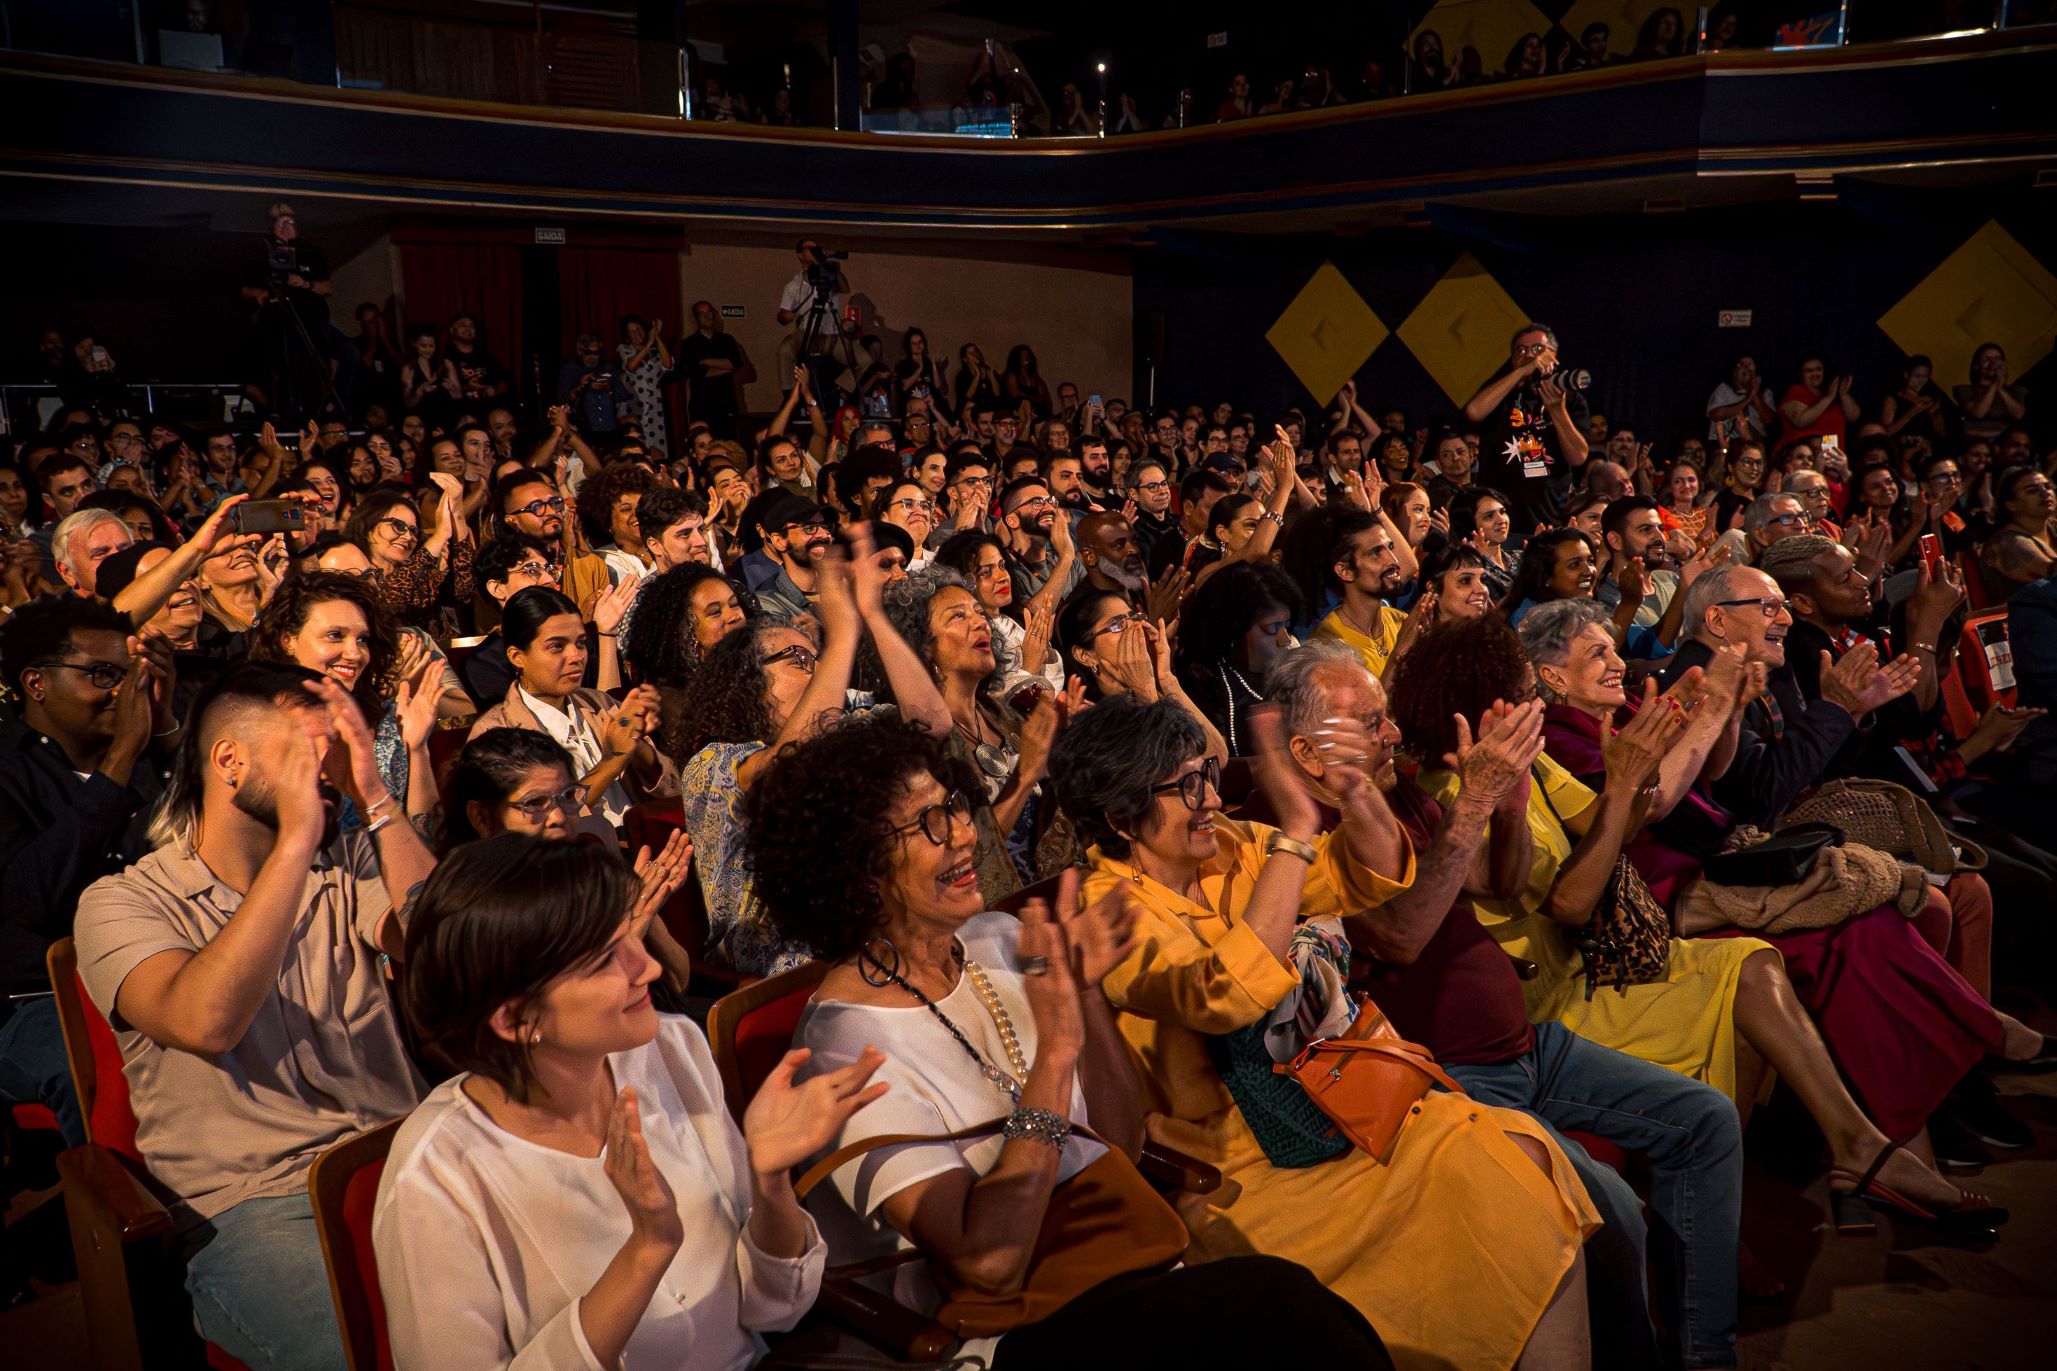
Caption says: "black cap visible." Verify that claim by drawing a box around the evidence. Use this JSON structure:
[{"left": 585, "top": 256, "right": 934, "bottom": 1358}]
[{"left": 764, "top": 494, "right": 830, "bottom": 533}]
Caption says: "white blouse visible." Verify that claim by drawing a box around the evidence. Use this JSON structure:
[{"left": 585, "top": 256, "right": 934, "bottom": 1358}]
[
  {"left": 373, "top": 1016, "right": 825, "bottom": 1371},
  {"left": 794, "top": 912, "right": 1101, "bottom": 1319}
]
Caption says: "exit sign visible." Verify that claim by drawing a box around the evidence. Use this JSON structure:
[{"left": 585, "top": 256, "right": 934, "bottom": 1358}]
[
  {"left": 1206, "top": 31, "right": 1228, "bottom": 48},
  {"left": 534, "top": 227, "right": 566, "bottom": 245},
  {"left": 720, "top": 304, "right": 746, "bottom": 319},
  {"left": 1718, "top": 309, "right": 1752, "bottom": 328}
]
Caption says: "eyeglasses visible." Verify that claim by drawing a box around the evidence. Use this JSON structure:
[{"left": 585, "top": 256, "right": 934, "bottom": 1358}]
[
  {"left": 1764, "top": 512, "right": 1807, "bottom": 528},
  {"left": 1926, "top": 471, "right": 1963, "bottom": 486},
  {"left": 761, "top": 643, "right": 818, "bottom": 673},
  {"left": 1150, "top": 757, "right": 1222, "bottom": 811},
  {"left": 890, "top": 496, "right": 937, "bottom": 514},
  {"left": 1008, "top": 495, "right": 1054, "bottom": 514},
  {"left": 510, "top": 559, "right": 552, "bottom": 581},
  {"left": 953, "top": 475, "right": 992, "bottom": 490},
  {"left": 1093, "top": 611, "right": 1142, "bottom": 638},
  {"left": 33, "top": 660, "right": 125, "bottom": 690},
  {"left": 506, "top": 784, "right": 583, "bottom": 820},
  {"left": 1716, "top": 596, "right": 1790, "bottom": 619},
  {"left": 885, "top": 789, "right": 975, "bottom": 847},
  {"left": 1136, "top": 480, "right": 1170, "bottom": 493},
  {"left": 375, "top": 517, "right": 418, "bottom": 543},
  {"left": 511, "top": 496, "right": 566, "bottom": 518}
]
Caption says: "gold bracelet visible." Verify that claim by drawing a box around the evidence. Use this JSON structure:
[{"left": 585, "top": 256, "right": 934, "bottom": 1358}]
[{"left": 1265, "top": 833, "right": 1318, "bottom": 864}]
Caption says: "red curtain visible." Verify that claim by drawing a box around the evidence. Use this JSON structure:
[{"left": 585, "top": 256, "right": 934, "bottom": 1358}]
[
  {"left": 394, "top": 237, "right": 526, "bottom": 390},
  {"left": 557, "top": 246, "right": 682, "bottom": 361}
]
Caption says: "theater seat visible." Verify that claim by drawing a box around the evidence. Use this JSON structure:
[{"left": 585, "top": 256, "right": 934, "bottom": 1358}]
[
  {"left": 622, "top": 801, "right": 745, "bottom": 993},
  {"left": 47, "top": 938, "right": 254, "bottom": 1371},
  {"left": 10, "top": 1102, "right": 60, "bottom": 1134},
  {"left": 427, "top": 725, "right": 470, "bottom": 796},
  {"left": 310, "top": 1120, "right": 401, "bottom": 1371}
]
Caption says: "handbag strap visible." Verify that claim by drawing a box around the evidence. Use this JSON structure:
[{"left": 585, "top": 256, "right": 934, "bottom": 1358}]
[
  {"left": 1288, "top": 1036, "right": 1467, "bottom": 1098},
  {"left": 796, "top": 1117, "right": 1118, "bottom": 1200}
]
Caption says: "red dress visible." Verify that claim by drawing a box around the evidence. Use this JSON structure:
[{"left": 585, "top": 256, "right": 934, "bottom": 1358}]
[{"left": 1542, "top": 704, "right": 2000, "bottom": 1138}]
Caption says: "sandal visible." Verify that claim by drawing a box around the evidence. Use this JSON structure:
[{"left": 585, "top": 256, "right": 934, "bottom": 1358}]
[{"left": 1828, "top": 1139, "right": 2008, "bottom": 1241}]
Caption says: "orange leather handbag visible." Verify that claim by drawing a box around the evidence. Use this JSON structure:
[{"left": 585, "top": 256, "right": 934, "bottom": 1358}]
[{"left": 1275, "top": 997, "right": 1466, "bottom": 1164}]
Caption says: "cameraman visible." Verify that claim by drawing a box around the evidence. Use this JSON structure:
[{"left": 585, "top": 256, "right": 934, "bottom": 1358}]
[
  {"left": 240, "top": 201, "right": 357, "bottom": 422},
  {"left": 1463, "top": 322, "right": 1589, "bottom": 534},
  {"left": 775, "top": 236, "right": 853, "bottom": 392}
]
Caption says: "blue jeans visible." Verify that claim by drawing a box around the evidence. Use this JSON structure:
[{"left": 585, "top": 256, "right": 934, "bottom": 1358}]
[
  {"left": 1448, "top": 1022, "right": 1742, "bottom": 1370},
  {"left": 0, "top": 996, "right": 84, "bottom": 1147},
  {"left": 181, "top": 1192, "right": 347, "bottom": 1371}
]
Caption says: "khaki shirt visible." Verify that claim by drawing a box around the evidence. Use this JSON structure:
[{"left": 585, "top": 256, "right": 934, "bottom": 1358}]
[{"left": 75, "top": 834, "right": 424, "bottom": 1226}]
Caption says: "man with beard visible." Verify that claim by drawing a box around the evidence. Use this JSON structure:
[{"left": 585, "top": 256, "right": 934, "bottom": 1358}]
[
  {"left": 497, "top": 469, "right": 611, "bottom": 616},
  {"left": 1042, "top": 451, "right": 1097, "bottom": 513},
  {"left": 1464, "top": 323, "right": 1590, "bottom": 530},
  {"left": 1268, "top": 643, "right": 1740, "bottom": 1371},
  {"left": 1076, "top": 435, "right": 1113, "bottom": 505},
  {"left": 753, "top": 495, "right": 835, "bottom": 620},
  {"left": 997, "top": 476, "right": 1081, "bottom": 603},
  {"left": 74, "top": 663, "right": 434, "bottom": 1371},
  {"left": 1309, "top": 511, "right": 1412, "bottom": 681},
  {"left": 1075, "top": 511, "right": 1150, "bottom": 604},
  {"left": 1595, "top": 496, "right": 1702, "bottom": 661}
]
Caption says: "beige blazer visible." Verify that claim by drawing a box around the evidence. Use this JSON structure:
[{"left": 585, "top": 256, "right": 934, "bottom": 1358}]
[{"left": 468, "top": 682, "right": 680, "bottom": 803}]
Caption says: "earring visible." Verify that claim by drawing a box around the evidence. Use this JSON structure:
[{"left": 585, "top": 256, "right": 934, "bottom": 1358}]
[{"left": 530, "top": 1027, "right": 543, "bottom": 1044}]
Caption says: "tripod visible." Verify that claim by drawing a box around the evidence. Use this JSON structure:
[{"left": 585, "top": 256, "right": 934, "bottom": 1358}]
[
  {"left": 794, "top": 280, "right": 866, "bottom": 410},
  {"left": 257, "top": 281, "right": 346, "bottom": 427}
]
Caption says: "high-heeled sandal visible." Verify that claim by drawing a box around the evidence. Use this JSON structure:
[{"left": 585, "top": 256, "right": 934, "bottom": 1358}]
[{"left": 1828, "top": 1139, "right": 2009, "bottom": 1240}]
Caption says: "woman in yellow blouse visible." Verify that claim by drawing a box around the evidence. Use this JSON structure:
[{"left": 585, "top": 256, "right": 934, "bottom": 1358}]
[
  {"left": 1389, "top": 617, "right": 2001, "bottom": 1231},
  {"left": 1052, "top": 695, "right": 1602, "bottom": 1371}
]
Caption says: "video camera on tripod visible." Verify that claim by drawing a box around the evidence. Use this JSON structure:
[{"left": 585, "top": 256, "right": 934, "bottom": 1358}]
[
  {"left": 265, "top": 240, "right": 301, "bottom": 305},
  {"left": 801, "top": 244, "right": 850, "bottom": 298}
]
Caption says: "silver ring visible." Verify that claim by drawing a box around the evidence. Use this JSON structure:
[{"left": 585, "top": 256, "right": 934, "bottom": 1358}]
[{"left": 1020, "top": 955, "right": 1050, "bottom": 977}]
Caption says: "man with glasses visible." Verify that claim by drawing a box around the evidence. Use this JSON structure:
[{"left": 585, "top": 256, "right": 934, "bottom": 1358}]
[
  {"left": 1718, "top": 492, "right": 1809, "bottom": 566},
  {"left": 1785, "top": 469, "right": 1838, "bottom": 540},
  {"left": 943, "top": 452, "right": 993, "bottom": 533},
  {"left": 460, "top": 533, "right": 564, "bottom": 706},
  {"left": 1464, "top": 323, "right": 1591, "bottom": 530},
  {"left": 1660, "top": 563, "right": 1918, "bottom": 829},
  {"left": 754, "top": 495, "right": 836, "bottom": 620},
  {"left": 1147, "top": 468, "right": 1234, "bottom": 579},
  {"left": 1127, "top": 458, "right": 1178, "bottom": 561},
  {"left": 498, "top": 470, "right": 611, "bottom": 618},
  {"left": 0, "top": 598, "right": 178, "bottom": 1151},
  {"left": 997, "top": 476, "right": 1080, "bottom": 605}
]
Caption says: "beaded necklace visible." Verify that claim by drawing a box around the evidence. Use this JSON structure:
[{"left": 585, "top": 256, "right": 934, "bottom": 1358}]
[{"left": 860, "top": 939, "right": 1028, "bottom": 1103}]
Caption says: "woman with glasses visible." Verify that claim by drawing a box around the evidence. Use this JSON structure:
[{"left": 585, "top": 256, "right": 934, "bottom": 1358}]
[
  {"left": 1171, "top": 562, "right": 1300, "bottom": 756},
  {"left": 743, "top": 714, "right": 1394, "bottom": 1369},
  {"left": 1707, "top": 441, "right": 1766, "bottom": 535},
  {"left": 347, "top": 481, "right": 474, "bottom": 630},
  {"left": 250, "top": 569, "right": 444, "bottom": 830},
  {"left": 934, "top": 530, "right": 1061, "bottom": 695},
  {"left": 1914, "top": 454, "right": 1979, "bottom": 559},
  {"left": 869, "top": 480, "right": 937, "bottom": 564},
  {"left": 1531, "top": 599, "right": 2045, "bottom": 1217},
  {"left": 1979, "top": 467, "right": 2057, "bottom": 602},
  {"left": 1447, "top": 488, "right": 1517, "bottom": 602},
  {"left": 1045, "top": 695, "right": 1599, "bottom": 1369},
  {"left": 470, "top": 586, "right": 676, "bottom": 832},
  {"left": 665, "top": 530, "right": 951, "bottom": 977},
  {"left": 1402, "top": 614, "right": 2009, "bottom": 1241}
]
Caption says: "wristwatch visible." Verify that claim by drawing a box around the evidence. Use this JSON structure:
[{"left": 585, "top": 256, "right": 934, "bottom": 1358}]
[{"left": 1265, "top": 833, "right": 1318, "bottom": 864}]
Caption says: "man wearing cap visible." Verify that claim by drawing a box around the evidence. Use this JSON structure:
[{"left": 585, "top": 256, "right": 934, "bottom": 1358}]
[{"left": 754, "top": 495, "right": 835, "bottom": 620}]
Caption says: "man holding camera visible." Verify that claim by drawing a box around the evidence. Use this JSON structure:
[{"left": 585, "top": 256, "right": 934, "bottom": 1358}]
[
  {"left": 240, "top": 201, "right": 357, "bottom": 423},
  {"left": 775, "top": 237, "right": 855, "bottom": 395},
  {"left": 1464, "top": 323, "right": 1590, "bottom": 533}
]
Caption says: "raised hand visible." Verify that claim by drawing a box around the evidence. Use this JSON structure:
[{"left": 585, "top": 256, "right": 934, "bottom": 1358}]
[
  {"left": 604, "top": 1088, "right": 684, "bottom": 1248},
  {"left": 1250, "top": 705, "right": 1322, "bottom": 837},
  {"left": 1907, "top": 555, "right": 1965, "bottom": 628},
  {"left": 599, "top": 701, "right": 646, "bottom": 759},
  {"left": 1969, "top": 703, "right": 2048, "bottom": 755},
  {"left": 395, "top": 674, "right": 441, "bottom": 752},
  {"left": 842, "top": 521, "right": 889, "bottom": 619},
  {"left": 1055, "top": 871, "right": 1141, "bottom": 988},
  {"left": 305, "top": 676, "right": 386, "bottom": 808},
  {"left": 1145, "top": 564, "right": 1187, "bottom": 624},
  {"left": 190, "top": 492, "right": 251, "bottom": 556},
  {"left": 1450, "top": 699, "right": 1546, "bottom": 807},
  {"left": 395, "top": 630, "right": 436, "bottom": 690},
  {"left": 629, "top": 830, "right": 694, "bottom": 930},
  {"left": 1018, "top": 687, "right": 1063, "bottom": 773},
  {"left": 1616, "top": 555, "right": 1649, "bottom": 607},
  {"left": 593, "top": 572, "right": 641, "bottom": 636},
  {"left": 1680, "top": 541, "right": 1731, "bottom": 588},
  {"left": 1100, "top": 618, "right": 1158, "bottom": 701},
  {"left": 103, "top": 653, "right": 154, "bottom": 775},
  {"left": 745, "top": 1047, "right": 890, "bottom": 1178},
  {"left": 1820, "top": 645, "right": 1921, "bottom": 720},
  {"left": 272, "top": 723, "right": 334, "bottom": 852},
  {"left": 1602, "top": 679, "right": 1686, "bottom": 791},
  {"left": 129, "top": 629, "right": 178, "bottom": 734},
  {"left": 1017, "top": 901, "right": 1086, "bottom": 1058},
  {"left": 620, "top": 682, "right": 664, "bottom": 737}
]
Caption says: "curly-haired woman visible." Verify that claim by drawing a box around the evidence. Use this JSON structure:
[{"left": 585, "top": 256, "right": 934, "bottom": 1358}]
[
  {"left": 620, "top": 563, "right": 751, "bottom": 739},
  {"left": 665, "top": 529, "right": 951, "bottom": 977},
  {"left": 250, "top": 569, "right": 443, "bottom": 829},
  {"left": 744, "top": 714, "right": 1395, "bottom": 1369},
  {"left": 1171, "top": 560, "right": 1300, "bottom": 754},
  {"left": 1049, "top": 695, "right": 1600, "bottom": 1369}
]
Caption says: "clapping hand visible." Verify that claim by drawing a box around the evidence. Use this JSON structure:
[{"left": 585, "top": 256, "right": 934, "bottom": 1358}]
[
  {"left": 1819, "top": 643, "right": 1921, "bottom": 720},
  {"left": 745, "top": 1048, "right": 889, "bottom": 1179},
  {"left": 629, "top": 830, "right": 694, "bottom": 932},
  {"left": 1601, "top": 679, "right": 1688, "bottom": 792},
  {"left": 1250, "top": 705, "right": 1322, "bottom": 838},
  {"left": 604, "top": 1088, "right": 684, "bottom": 1249},
  {"left": 593, "top": 572, "right": 641, "bottom": 636},
  {"left": 1145, "top": 564, "right": 1187, "bottom": 624},
  {"left": 305, "top": 676, "right": 386, "bottom": 810},
  {"left": 1448, "top": 699, "right": 1547, "bottom": 810},
  {"left": 1045, "top": 867, "right": 1139, "bottom": 988}
]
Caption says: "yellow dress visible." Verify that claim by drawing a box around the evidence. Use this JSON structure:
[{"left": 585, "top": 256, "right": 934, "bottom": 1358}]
[
  {"left": 1424, "top": 754, "right": 1773, "bottom": 1099},
  {"left": 1088, "top": 817, "right": 1601, "bottom": 1371}
]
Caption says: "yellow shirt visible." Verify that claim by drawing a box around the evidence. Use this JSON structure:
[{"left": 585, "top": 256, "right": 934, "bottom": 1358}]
[{"left": 1311, "top": 604, "right": 1406, "bottom": 677}]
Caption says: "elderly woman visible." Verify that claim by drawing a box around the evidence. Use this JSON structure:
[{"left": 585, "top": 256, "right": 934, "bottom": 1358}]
[
  {"left": 664, "top": 530, "right": 951, "bottom": 977},
  {"left": 1048, "top": 694, "right": 1599, "bottom": 1370},
  {"left": 745, "top": 714, "right": 1393, "bottom": 1368},
  {"left": 378, "top": 836, "right": 878, "bottom": 1371},
  {"left": 1394, "top": 615, "right": 2004, "bottom": 1236},
  {"left": 1524, "top": 601, "right": 2046, "bottom": 1197},
  {"left": 933, "top": 529, "right": 1063, "bottom": 695}
]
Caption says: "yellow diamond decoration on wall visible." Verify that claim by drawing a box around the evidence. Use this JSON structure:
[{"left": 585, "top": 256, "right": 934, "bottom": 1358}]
[
  {"left": 1397, "top": 252, "right": 1529, "bottom": 406},
  {"left": 1266, "top": 262, "right": 1388, "bottom": 404},
  {"left": 1878, "top": 221, "right": 2057, "bottom": 392}
]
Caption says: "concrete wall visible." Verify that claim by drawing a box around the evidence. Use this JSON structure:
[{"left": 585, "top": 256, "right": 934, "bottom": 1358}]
[{"left": 678, "top": 238, "right": 1134, "bottom": 415}]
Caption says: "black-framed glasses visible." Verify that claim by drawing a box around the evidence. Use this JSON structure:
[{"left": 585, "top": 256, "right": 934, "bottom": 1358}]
[
  {"left": 1008, "top": 495, "right": 1054, "bottom": 515},
  {"left": 506, "top": 784, "right": 583, "bottom": 820},
  {"left": 1136, "top": 479, "right": 1170, "bottom": 493},
  {"left": 1151, "top": 757, "right": 1221, "bottom": 811},
  {"left": 375, "top": 517, "right": 418, "bottom": 542},
  {"left": 886, "top": 789, "right": 975, "bottom": 846},
  {"left": 1926, "top": 471, "right": 1963, "bottom": 486},
  {"left": 512, "top": 496, "right": 566, "bottom": 518},
  {"left": 33, "top": 660, "right": 125, "bottom": 690},
  {"left": 1764, "top": 512, "right": 1807, "bottom": 528},
  {"left": 762, "top": 643, "right": 818, "bottom": 673},
  {"left": 1716, "top": 596, "right": 1790, "bottom": 619}
]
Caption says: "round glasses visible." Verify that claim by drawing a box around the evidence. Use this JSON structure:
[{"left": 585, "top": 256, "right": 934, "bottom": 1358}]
[
  {"left": 506, "top": 784, "right": 583, "bottom": 820},
  {"left": 886, "top": 790, "right": 975, "bottom": 846},
  {"left": 1151, "top": 757, "right": 1222, "bottom": 811},
  {"left": 33, "top": 660, "right": 125, "bottom": 690}
]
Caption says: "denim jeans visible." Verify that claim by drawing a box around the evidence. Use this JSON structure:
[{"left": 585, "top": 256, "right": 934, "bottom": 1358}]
[
  {"left": 0, "top": 996, "right": 84, "bottom": 1147},
  {"left": 181, "top": 1192, "right": 347, "bottom": 1371},
  {"left": 1448, "top": 1021, "right": 1742, "bottom": 1370}
]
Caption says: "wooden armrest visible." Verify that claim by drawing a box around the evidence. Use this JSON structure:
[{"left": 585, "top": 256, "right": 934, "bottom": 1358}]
[
  {"left": 1138, "top": 1139, "right": 1222, "bottom": 1196},
  {"left": 57, "top": 1144, "right": 173, "bottom": 1243},
  {"left": 816, "top": 1269, "right": 958, "bottom": 1362}
]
